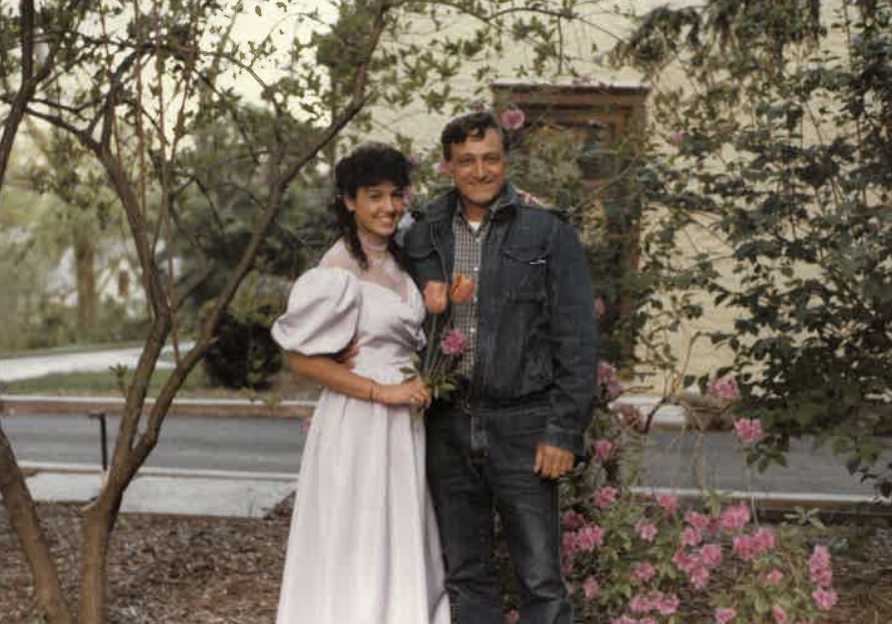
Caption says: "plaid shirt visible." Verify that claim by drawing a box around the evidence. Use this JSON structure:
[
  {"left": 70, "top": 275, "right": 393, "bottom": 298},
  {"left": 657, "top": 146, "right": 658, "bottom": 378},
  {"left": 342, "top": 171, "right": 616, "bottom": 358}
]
[{"left": 451, "top": 204, "right": 498, "bottom": 378}]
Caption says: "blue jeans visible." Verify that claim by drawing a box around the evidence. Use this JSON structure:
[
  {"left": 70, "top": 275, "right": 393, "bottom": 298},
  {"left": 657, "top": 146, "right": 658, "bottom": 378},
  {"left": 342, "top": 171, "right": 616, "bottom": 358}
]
[{"left": 426, "top": 399, "right": 572, "bottom": 624}]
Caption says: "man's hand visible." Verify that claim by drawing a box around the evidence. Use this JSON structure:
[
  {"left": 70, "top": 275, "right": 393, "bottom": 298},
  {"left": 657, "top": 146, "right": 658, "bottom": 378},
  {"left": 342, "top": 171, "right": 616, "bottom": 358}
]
[
  {"left": 333, "top": 338, "right": 359, "bottom": 369},
  {"left": 534, "top": 444, "right": 575, "bottom": 480}
]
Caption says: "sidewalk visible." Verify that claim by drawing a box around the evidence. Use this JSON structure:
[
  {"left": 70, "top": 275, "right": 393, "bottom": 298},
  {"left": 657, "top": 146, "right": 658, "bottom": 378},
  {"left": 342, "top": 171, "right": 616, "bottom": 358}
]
[{"left": 0, "top": 393, "right": 687, "bottom": 426}]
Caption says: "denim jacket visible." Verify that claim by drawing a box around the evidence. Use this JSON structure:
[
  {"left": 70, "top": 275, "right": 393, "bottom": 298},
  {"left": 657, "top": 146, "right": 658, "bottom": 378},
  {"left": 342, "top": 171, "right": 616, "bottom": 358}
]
[{"left": 402, "top": 184, "right": 598, "bottom": 456}]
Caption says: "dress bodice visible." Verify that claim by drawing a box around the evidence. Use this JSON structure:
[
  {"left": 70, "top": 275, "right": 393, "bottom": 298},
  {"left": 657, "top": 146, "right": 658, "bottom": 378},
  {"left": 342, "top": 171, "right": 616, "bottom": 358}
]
[{"left": 271, "top": 266, "right": 426, "bottom": 381}]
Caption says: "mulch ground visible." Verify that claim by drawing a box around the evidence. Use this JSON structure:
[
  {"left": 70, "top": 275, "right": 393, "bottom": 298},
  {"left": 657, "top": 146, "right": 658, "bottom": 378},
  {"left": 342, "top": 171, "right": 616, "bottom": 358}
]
[{"left": 2, "top": 499, "right": 891, "bottom": 624}]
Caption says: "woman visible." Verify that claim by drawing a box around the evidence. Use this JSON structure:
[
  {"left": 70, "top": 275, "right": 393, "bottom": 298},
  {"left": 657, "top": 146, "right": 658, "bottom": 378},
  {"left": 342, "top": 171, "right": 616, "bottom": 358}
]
[{"left": 270, "top": 143, "right": 449, "bottom": 624}]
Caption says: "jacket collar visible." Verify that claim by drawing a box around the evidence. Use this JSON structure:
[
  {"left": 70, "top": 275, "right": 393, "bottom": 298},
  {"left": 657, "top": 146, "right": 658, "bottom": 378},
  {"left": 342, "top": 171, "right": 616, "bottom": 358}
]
[{"left": 426, "top": 183, "right": 519, "bottom": 225}]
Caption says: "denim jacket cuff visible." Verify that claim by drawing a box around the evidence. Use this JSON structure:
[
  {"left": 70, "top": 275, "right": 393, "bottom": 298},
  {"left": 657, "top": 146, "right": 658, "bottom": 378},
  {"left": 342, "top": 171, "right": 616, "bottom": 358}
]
[{"left": 540, "top": 427, "right": 585, "bottom": 459}]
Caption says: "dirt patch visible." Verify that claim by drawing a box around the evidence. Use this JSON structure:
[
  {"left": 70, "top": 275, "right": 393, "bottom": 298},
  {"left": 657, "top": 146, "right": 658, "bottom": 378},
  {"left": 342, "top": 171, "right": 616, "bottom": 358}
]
[{"left": 1, "top": 500, "right": 890, "bottom": 623}]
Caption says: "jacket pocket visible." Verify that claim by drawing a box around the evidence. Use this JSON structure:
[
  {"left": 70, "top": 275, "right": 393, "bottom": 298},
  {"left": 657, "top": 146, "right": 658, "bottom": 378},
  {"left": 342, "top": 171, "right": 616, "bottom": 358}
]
[{"left": 501, "top": 245, "right": 548, "bottom": 300}]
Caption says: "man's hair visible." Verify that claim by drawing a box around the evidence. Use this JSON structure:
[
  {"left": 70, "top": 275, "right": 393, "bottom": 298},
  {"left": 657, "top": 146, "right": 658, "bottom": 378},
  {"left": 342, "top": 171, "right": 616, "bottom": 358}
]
[{"left": 440, "top": 112, "right": 509, "bottom": 161}]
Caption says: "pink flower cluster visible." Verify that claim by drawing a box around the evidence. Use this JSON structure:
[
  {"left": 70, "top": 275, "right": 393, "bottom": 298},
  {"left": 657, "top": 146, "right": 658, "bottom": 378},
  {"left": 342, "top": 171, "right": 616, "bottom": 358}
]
[
  {"left": 631, "top": 562, "right": 656, "bottom": 584},
  {"left": 627, "top": 591, "right": 680, "bottom": 616},
  {"left": 594, "top": 486, "right": 618, "bottom": 508},
  {"left": 634, "top": 519, "right": 657, "bottom": 542},
  {"left": 731, "top": 527, "right": 777, "bottom": 562},
  {"left": 718, "top": 504, "right": 750, "bottom": 532},
  {"left": 593, "top": 438, "right": 614, "bottom": 463},
  {"left": 440, "top": 328, "right": 467, "bottom": 356},
  {"left": 657, "top": 494, "right": 678, "bottom": 516},
  {"left": 562, "top": 509, "right": 585, "bottom": 530},
  {"left": 598, "top": 361, "right": 623, "bottom": 398},
  {"left": 562, "top": 524, "right": 605, "bottom": 558},
  {"left": 673, "top": 542, "right": 723, "bottom": 589},
  {"left": 809, "top": 545, "right": 838, "bottom": 611},
  {"left": 500, "top": 106, "right": 525, "bottom": 130},
  {"left": 734, "top": 418, "right": 763, "bottom": 445},
  {"left": 714, "top": 606, "right": 737, "bottom": 623},
  {"left": 707, "top": 376, "right": 740, "bottom": 402}
]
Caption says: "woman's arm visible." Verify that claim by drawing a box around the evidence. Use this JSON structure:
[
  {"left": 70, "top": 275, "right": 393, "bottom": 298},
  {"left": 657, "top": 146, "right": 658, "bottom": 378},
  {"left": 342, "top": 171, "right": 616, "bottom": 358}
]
[{"left": 288, "top": 352, "right": 431, "bottom": 407}]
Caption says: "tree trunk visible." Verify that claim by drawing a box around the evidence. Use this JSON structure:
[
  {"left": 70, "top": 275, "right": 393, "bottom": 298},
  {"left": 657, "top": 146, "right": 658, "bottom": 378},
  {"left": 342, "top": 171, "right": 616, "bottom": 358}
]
[
  {"left": 0, "top": 422, "right": 73, "bottom": 624},
  {"left": 77, "top": 502, "right": 113, "bottom": 624},
  {"left": 74, "top": 233, "right": 97, "bottom": 338}
]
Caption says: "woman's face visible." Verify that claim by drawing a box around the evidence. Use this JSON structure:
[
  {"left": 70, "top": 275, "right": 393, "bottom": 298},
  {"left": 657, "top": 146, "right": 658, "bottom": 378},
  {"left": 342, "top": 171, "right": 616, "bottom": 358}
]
[{"left": 345, "top": 182, "right": 408, "bottom": 241}]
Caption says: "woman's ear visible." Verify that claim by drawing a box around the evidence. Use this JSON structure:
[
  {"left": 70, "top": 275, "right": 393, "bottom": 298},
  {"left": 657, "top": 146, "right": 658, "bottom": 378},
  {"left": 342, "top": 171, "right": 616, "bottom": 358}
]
[{"left": 343, "top": 195, "right": 356, "bottom": 213}]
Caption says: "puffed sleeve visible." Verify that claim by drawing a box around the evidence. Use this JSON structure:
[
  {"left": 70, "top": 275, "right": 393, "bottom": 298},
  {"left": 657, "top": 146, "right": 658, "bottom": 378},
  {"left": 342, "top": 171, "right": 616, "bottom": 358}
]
[{"left": 270, "top": 267, "right": 360, "bottom": 355}]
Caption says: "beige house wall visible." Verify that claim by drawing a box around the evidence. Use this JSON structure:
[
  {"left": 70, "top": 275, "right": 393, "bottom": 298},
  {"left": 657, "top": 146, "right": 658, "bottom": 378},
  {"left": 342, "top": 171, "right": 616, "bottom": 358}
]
[{"left": 363, "top": 0, "right": 854, "bottom": 390}]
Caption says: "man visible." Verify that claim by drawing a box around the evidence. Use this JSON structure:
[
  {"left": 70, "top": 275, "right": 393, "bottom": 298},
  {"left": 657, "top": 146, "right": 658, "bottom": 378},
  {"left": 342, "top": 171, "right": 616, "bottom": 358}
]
[{"left": 403, "top": 112, "right": 598, "bottom": 624}]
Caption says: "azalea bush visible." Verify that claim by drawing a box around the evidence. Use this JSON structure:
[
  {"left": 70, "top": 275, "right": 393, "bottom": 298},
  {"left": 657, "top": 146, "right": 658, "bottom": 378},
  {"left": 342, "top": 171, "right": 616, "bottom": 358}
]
[
  {"left": 614, "top": 0, "right": 892, "bottom": 494},
  {"left": 497, "top": 365, "right": 838, "bottom": 624}
]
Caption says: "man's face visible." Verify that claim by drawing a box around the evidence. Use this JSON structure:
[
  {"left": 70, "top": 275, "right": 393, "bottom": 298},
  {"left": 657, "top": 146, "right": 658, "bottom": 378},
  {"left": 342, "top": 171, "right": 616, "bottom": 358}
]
[{"left": 445, "top": 127, "right": 508, "bottom": 210}]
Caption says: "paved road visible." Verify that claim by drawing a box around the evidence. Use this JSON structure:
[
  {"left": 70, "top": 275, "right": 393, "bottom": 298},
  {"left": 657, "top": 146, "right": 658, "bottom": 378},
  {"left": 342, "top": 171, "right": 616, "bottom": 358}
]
[
  {"left": 2, "top": 413, "right": 305, "bottom": 474},
  {"left": 4, "top": 411, "right": 888, "bottom": 498}
]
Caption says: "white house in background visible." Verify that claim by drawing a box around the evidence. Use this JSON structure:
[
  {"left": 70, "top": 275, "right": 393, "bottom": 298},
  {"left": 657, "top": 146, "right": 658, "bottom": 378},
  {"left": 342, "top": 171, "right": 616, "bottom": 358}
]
[
  {"left": 351, "top": 0, "right": 854, "bottom": 389},
  {"left": 47, "top": 241, "right": 155, "bottom": 317}
]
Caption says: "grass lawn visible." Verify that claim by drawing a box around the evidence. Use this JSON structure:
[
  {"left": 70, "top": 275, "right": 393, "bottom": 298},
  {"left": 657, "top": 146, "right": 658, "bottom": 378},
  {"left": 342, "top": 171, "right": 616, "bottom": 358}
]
[
  {"left": 2, "top": 368, "right": 321, "bottom": 400},
  {"left": 0, "top": 340, "right": 146, "bottom": 360}
]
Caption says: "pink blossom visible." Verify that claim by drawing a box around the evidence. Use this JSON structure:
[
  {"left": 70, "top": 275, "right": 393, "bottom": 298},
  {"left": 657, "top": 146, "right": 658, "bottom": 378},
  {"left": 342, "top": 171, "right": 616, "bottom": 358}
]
[
  {"left": 734, "top": 418, "right": 763, "bottom": 444},
  {"left": 732, "top": 535, "right": 759, "bottom": 562},
  {"left": 599, "top": 361, "right": 624, "bottom": 398},
  {"left": 654, "top": 593, "right": 680, "bottom": 616},
  {"left": 562, "top": 509, "right": 585, "bottom": 530},
  {"left": 813, "top": 587, "right": 838, "bottom": 611},
  {"left": 715, "top": 607, "right": 737, "bottom": 624},
  {"left": 772, "top": 604, "right": 788, "bottom": 624},
  {"left": 690, "top": 566, "right": 711, "bottom": 589},
  {"left": 640, "top": 619, "right": 658, "bottom": 624},
  {"left": 441, "top": 329, "right": 468, "bottom": 356},
  {"left": 719, "top": 504, "right": 750, "bottom": 532},
  {"left": 681, "top": 526, "right": 703, "bottom": 547},
  {"left": 668, "top": 129, "right": 685, "bottom": 147},
  {"left": 408, "top": 153, "right": 423, "bottom": 166},
  {"left": 576, "top": 525, "right": 606, "bottom": 552},
  {"left": 629, "top": 593, "right": 653, "bottom": 613},
  {"left": 437, "top": 160, "right": 449, "bottom": 175},
  {"left": 594, "top": 486, "right": 618, "bottom": 508},
  {"left": 631, "top": 562, "right": 656, "bottom": 583},
  {"left": 500, "top": 106, "right": 526, "bottom": 130},
  {"left": 697, "top": 543, "right": 723, "bottom": 569},
  {"left": 809, "top": 545, "right": 833, "bottom": 587},
  {"left": 766, "top": 569, "right": 784, "bottom": 585},
  {"left": 657, "top": 494, "right": 678, "bottom": 515},
  {"left": 754, "top": 527, "right": 777, "bottom": 552},
  {"left": 593, "top": 438, "right": 614, "bottom": 463},
  {"left": 505, "top": 609, "right": 520, "bottom": 624},
  {"left": 685, "top": 510, "right": 712, "bottom": 532},
  {"left": 810, "top": 545, "right": 831, "bottom": 568},
  {"left": 582, "top": 576, "right": 600, "bottom": 599},
  {"left": 594, "top": 297, "right": 606, "bottom": 318},
  {"left": 561, "top": 531, "right": 579, "bottom": 559},
  {"left": 707, "top": 377, "right": 740, "bottom": 402},
  {"left": 635, "top": 519, "right": 657, "bottom": 542},
  {"left": 611, "top": 617, "right": 638, "bottom": 624},
  {"left": 672, "top": 548, "right": 695, "bottom": 572}
]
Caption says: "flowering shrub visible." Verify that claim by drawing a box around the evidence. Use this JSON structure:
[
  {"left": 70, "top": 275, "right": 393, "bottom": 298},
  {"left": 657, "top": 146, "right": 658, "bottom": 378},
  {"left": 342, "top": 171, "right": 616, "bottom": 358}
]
[
  {"left": 547, "top": 398, "right": 839, "bottom": 624},
  {"left": 493, "top": 365, "right": 838, "bottom": 623}
]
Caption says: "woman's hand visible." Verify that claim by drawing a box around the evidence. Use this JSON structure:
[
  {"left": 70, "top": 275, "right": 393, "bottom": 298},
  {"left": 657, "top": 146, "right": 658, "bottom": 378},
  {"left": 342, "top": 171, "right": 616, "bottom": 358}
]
[{"left": 377, "top": 379, "right": 432, "bottom": 408}]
